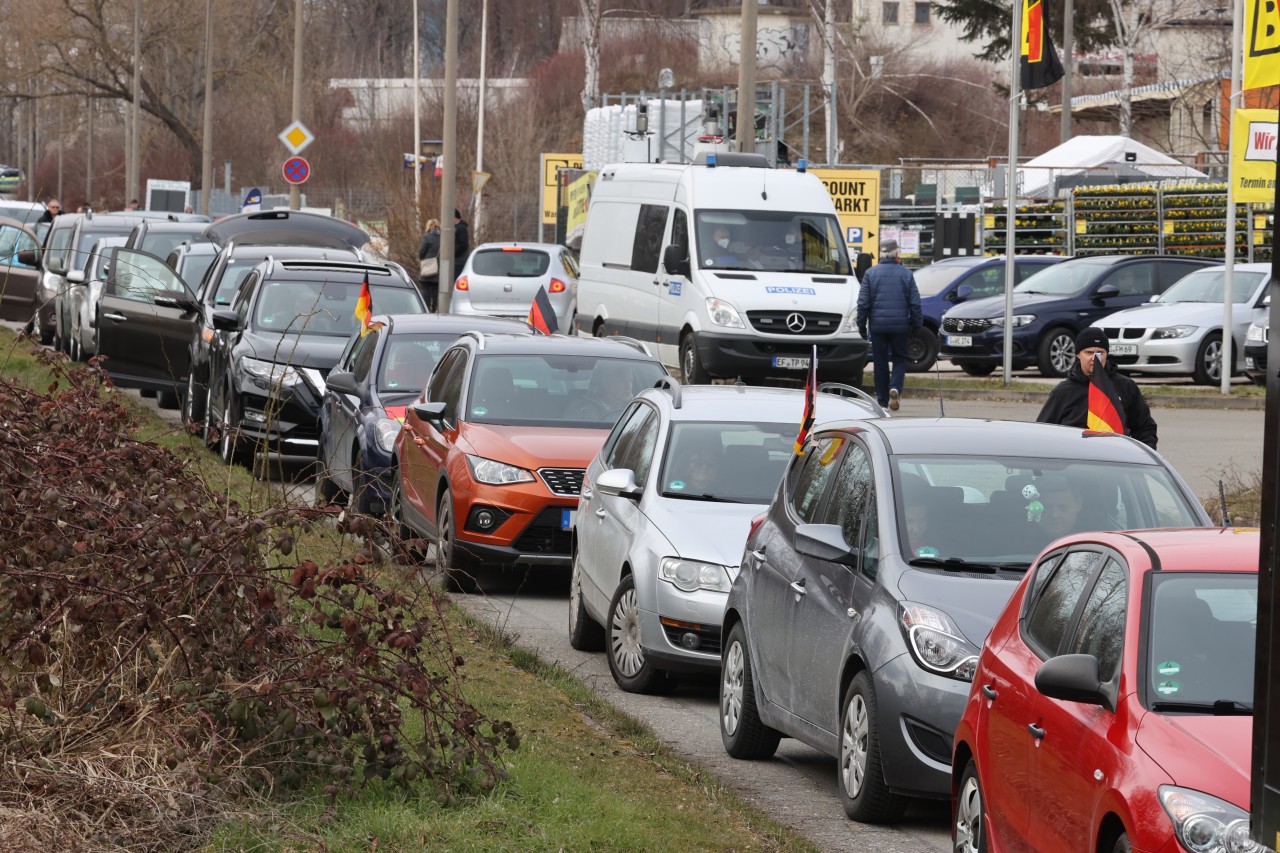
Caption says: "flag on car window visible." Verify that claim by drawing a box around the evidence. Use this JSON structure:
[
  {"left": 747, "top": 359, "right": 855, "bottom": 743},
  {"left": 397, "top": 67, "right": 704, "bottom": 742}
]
[
  {"left": 794, "top": 345, "right": 818, "bottom": 455},
  {"left": 1086, "top": 354, "right": 1125, "bottom": 434},
  {"left": 1020, "top": 0, "right": 1064, "bottom": 90},
  {"left": 355, "top": 275, "right": 373, "bottom": 336},
  {"left": 527, "top": 284, "right": 559, "bottom": 335}
]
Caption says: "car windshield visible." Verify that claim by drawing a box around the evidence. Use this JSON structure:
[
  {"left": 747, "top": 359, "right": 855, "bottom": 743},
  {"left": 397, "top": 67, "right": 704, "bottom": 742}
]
[
  {"left": 1014, "top": 260, "right": 1111, "bottom": 297},
  {"left": 894, "top": 457, "right": 1203, "bottom": 566},
  {"left": 695, "top": 210, "right": 852, "bottom": 275},
  {"left": 377, "top": 333, "right": 458, "bottom": 394},
  {"left": 471, "top": 249, "right": 551, "bottom": 277},
  {"left": 913, "top": 262, "right": 978, "bottom": 296},
  {"left": 140, "top": 231, "right": 204, "bottom": 261},
  {"left": 659, "top": 421, "right": 795, "bottom": 503},
  {"left": 1155, "top": 269, "right": 1266, "bottom": 304},
  {"left": 253, "top": 278, "right": 424, "bottom": 337},
  {"left": 466, "top": 354, "right": 668, "bottom": 428},
  {"left": 1146, "top": 573, "right": 1256, "bottom": 711}
]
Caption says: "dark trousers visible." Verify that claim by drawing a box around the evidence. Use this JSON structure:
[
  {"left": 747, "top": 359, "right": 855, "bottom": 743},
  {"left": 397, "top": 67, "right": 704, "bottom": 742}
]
[
  {"left": 870, "top": 330, "right": 910, "bottom": 406},
  {"left": 419, "top": 278, "right": 439, "bottom": 313}
]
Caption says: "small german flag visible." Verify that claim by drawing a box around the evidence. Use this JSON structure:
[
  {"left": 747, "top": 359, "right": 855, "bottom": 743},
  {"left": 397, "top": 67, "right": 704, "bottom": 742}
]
[
  {"left": 1020, "top": 0, "right": 1065, "bottom": 90},
  {"left": 794, "top": 345, "right": 818, "bottom": 455},
  {"left": 528, "top": 285, "right": 559, "bottom": 335},
  {"left": 354, "top": 275, "right": 373, "bottom": 336},
  {"left": 1086, "top": 354, "right": 1125, "bottom": 434}
]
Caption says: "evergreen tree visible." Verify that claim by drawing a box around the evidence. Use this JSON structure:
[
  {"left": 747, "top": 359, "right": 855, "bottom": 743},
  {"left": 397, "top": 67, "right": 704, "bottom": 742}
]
[{"left": 932, "top": 0, "right": 1116, "bottom": 64}]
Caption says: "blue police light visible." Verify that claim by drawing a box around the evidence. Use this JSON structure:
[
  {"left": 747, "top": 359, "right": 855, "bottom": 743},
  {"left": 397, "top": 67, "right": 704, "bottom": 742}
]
[
  {"left": 707, "top": 153, "right": 717, "bottom": 168},
  {"left": 797, "top": 158, "right": 807, "bottom": 173}
]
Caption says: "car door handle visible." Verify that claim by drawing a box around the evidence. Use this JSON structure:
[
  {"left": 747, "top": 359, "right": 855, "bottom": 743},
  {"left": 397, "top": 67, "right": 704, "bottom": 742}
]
[
  {"left": 581, "top": 488, "right": 593, "bottom": 500},
  {"left": 789, "top": 579, "right": 807, "bottom": 596},
  {"left": 750, "top": 548, "right": 766, "bottom": 561},
  {"left": 981, "top": 685, "right": 998, "bottom": 701},
  {"left": 102, "top": 312, "right": 126, "bottom": 322},
  {"left": 653, "top": 278, "right": 662, "bottom": 287},
  {"left": 594, "top": 508, "right": 606, "bottom": 518},
  {"left": 411, "top": 433, "right": 427, "bottom": 446},
  {"left": 1027, "top": 723, "right": 1045, "bottom": 740}
]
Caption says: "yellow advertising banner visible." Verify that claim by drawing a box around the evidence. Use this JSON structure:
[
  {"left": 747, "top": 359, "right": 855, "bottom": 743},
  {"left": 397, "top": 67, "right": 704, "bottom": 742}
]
[
  {"left": 1245, "top": 0, "right": 1280, "bottom": 91},
  {"left": 809, "top": 168, "right": 881, "bottom": 252},
  {"left": 564, "top": 171, "right": 597, "bottom": 246},
  {"left": 540, "top": 153, "right": 584, "bottom": 224},
  {"left": 1231, "top": 108, "right": 1278, "bottom": 203}
]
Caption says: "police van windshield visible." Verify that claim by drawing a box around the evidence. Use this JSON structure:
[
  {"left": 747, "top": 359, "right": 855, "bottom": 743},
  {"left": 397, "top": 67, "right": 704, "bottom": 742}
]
[{"left": 695, "top": 211, "right": 851, "bottom": 275}]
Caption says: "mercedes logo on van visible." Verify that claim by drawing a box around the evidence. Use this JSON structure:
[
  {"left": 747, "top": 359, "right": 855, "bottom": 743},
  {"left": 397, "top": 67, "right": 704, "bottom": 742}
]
[{"left": 786, "top": 312, "right": 807, "bottom": 333}]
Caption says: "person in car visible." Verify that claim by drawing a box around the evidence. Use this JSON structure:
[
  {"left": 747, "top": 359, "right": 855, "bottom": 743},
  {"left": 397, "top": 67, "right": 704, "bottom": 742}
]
[
  {"left": 667, "top": 435, "right": 723, "bottom": 494},
  {"left": 568, "top": 361, "right": 637, "bottom": 421},
  {"left": 1036, "top": 327, "right": 1158, "bottom": 449}
]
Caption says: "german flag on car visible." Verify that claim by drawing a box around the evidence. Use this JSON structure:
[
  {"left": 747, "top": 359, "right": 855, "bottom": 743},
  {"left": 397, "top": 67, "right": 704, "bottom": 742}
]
[
  {"left": 355, "top": 275, "right": 373, "bottom": 336},
  {"left": 528, "top": 285, "right": 559, "bottom": 335}
]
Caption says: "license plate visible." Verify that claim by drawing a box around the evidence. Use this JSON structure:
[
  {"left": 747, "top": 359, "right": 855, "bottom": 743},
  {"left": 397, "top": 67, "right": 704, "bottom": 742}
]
[
  {"left": 773, "top": 356, "right": 810, "bottom": 369},
  {"left": 561, "top": 508, "right": 576, "bottom": 530},
  {"left": 1110, "top": 344, "right": 1137, "bottom": 356},
  {"left": 947, "top": 335, "right": 973, "bottom": 347}
]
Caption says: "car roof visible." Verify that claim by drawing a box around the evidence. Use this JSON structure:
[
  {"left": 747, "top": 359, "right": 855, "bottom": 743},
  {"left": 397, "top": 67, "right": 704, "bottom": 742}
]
[
  {"left": 1191, "top": 262, "right": 1271, "bottom": 274},
  {"left": 172, "top": 240, "right": 219, "bottom": 254},
  {"left": 469, "top": 332, "right": 657, "bottom": 359},
  {"left": 1065, "top": 528, "right": 1259, "bottom": 573},
  {"left": 641, "top": 383, "right": 881, "bottom": 422},
  {"left": 203, "top": 210, "right": 369, "bottom": 250},
  {"left": 471, "top": 242, "right": 564, "bottom": 252},
  {"left": 131, "top": 221, "right": 207, "bottom": 234},
  {"left": 373, "top": 313, "right": 534, "bottom": 335}
]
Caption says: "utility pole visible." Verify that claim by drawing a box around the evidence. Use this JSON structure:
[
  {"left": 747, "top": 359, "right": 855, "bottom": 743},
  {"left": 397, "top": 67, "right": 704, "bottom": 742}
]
[
  {"left": 200, "top": 0, "right": 214, "bottom": 216},
  {"left": 736, "top": 0, "right": 758, "bottom": 154},
  {"left": 1060, "top": 0, "right": 1074, "bottom": 142},
  {"left": 474, "top": 0, "right": 489, "bottom": 239},
  {"left": 823, "top": 0, "right": 837, "bottom": 164},
  {"left": 27, "top": 81, "right": 36, "bottom": 204},
  {"left": 130, "top": 0, "right": 141, "bottom": 207},
  {"left": 56, "top": 97, "right": 63, "bottom": 202},
  {"left": 85, "top": 96, "right": 94, "bottom": 207},
  {"left": 289, "top": 0, "right": 303, "bottom": 211},
  {"left": 437, "top": 0, "right": 459, "bottom": 314},
  {"left": 412, "top": 0, "right": 421, "bottom": 222}
]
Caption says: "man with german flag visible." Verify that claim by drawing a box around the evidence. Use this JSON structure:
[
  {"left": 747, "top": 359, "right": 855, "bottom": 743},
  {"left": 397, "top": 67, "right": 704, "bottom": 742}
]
[{"left": 1036, "top": 328, "right": 1158, "bottom": 449}]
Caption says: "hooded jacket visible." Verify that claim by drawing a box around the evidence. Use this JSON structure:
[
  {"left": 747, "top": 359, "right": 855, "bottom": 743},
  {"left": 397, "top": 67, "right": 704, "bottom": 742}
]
[{"left": 1036, "top": 358, "right": 1158, "bottom": 449}]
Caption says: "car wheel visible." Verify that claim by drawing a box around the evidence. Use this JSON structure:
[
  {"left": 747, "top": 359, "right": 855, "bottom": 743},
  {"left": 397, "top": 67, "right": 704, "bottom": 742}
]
[
  {"left": 436, "top": 489, "right": 477, "bottom": 593},
  {"left": 568, "top": 547, "right": 605, "bottom": 651},
  {"left": 592, "top": 318, "right": 606, "bottom": 337},
  {"left": 720, "top": 622, "right": 781, "bottom": 759},
  {"left": 388, "top": 475, "right": 426, "bottom": 561},
  {"left": 1111, "top": 832, "right": 1131, "bottom": 853},
  {"left": 315, "top": 464, "right": 345, "bottom": 506},
  {"left": 956, "top": 360, "right": 996, "bottom": 377},
  {"left": 680, "top": 332, "right": 711, "bottom": 384},
  {"left": 606, "top": 574, "right": 676, "bottom": 694},
  {"left": 157, "top": 388, "right": 180, "bottom": 409},
  {"left": 220, "top": 397, "right": 250, "bottom": 467},
  {"left": 184, "top": 373, "right": 205, "bottom": 428},
  {"left": 839, "top": 671, "right": 906, "bottom": 823},
  {"left": 906, "top": 327, "right": 939, "bottom": 372},
  {"left": 35, "top": 313, "right": 52, "bottom": 346},
  {"left": 1252, "top": 373, "right": 1268, "bottom": 387},
  {"left": 201, "top": 386, "right": 217, "bottom": 448},
  {"left": 1037, "top": 328, "right": 1075, "bottom": 378},
  {"left": 953, "top": 760, "right": 987, "bottom": 853},
  {"left": 351, "top": 459, "right": 381, "bottom": 515},
  {"left": 1192, "top": 332, "right": 1222, "bottom": 385}
]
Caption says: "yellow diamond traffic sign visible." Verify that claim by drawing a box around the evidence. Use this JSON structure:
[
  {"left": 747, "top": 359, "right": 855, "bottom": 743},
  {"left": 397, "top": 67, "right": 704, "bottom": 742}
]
[{"left": 278, "top": 120, "right": 314, "bottom": 156}]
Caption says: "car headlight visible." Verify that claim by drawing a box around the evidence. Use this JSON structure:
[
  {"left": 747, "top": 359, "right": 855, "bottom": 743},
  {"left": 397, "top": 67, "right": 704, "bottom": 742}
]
[
  {"left": 1158, "top": 786, "right": 1264, "bottom": 853},
  {"left": 241, "top": 356, "right": 302, "bottom": 387},
  {"left": 706, "top": 297, "right": 745, "bottom": 329},
  {"left": 899, "top": 603, "right": 980, "bottom": 681},
  {"left": 1247, "top": 325, "right": 1265, "bottom": 342},
  {"left": 465, "top": 454, "right": 535, "bottom": 485},
  {"left": 658, "top": 557, "right": 731, "bottom": 593},
  {"left": 373, "top": 417, "right": 401, "bottom": 453},
  {"left": 989, "top": 314, "right": 1036, "bottom": 327},
  {"left": 1154, "top": 325, "right": 1197, "bottom": 339},
  {"left": 842, "top": 311, "right": 860, "bottom": 334}
]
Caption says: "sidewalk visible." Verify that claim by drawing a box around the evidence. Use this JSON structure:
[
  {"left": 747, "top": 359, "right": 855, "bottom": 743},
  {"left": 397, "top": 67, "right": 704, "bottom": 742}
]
[{"left": 900, "top": 372, "right": 1265, "bottom": 411}]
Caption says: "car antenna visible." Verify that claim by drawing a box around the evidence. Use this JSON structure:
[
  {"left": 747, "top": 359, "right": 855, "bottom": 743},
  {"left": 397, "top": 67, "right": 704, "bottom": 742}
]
[
  {"left": 1219, "top": 478, "right": 1230, "bottom": 527},
  {"left": 934, "top": 347, "right": 946, "bottom": 417}
]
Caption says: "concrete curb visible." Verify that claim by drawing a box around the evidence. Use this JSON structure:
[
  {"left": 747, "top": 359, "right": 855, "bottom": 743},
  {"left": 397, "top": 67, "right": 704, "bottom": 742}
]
[{"left": 905, "top": 386, "right": 1265, "bottom": 410}]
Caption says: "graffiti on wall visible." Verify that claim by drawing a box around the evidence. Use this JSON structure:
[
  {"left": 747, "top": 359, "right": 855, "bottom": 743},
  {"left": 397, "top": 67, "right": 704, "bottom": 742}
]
[{"left": 719, "top": 25, "right": 810, "bottom": 71}]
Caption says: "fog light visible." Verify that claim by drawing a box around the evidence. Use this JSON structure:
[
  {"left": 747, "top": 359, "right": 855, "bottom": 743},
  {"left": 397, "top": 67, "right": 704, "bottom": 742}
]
[
  {"left": 475, "top": 509, "right": 496, "bottom": 530},
  {"left": 243, "top": 409, "right": 267, "bottom": 423},
  {"left": 680, "top": 632, "right": 701, "bottom": 650}
]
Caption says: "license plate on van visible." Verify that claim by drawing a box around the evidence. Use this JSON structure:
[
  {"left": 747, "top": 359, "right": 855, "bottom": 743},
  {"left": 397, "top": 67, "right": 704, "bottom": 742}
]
[
  {"left": 946, "top": 335, "right": 973, "bottom": 347},
  {"left": 773, "top": 356, "right": 810, "bottom": 369},
  {"left": 561, "top": 509, "right": 576, "bottom": 530}
]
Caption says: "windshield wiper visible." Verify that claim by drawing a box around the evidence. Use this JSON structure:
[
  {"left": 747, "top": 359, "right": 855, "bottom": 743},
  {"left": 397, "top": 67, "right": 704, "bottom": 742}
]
[
  {"left": 1150, "top": 699, "right": 1252, "bottom": 715},
  {"left": 661, "top": 491, "right": 747, "bottom": 503},
  {"left": 907, "top": 556, "right": 999, "bottom": 574}
]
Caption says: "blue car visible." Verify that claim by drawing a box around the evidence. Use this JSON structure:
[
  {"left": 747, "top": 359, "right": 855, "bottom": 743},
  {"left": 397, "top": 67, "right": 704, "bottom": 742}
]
[
  {"left": 318, "top": 313, "right": 535, "bottom": 514},
  {"left": 907, "top": 256, "right": 1062, "bottom": 371}
]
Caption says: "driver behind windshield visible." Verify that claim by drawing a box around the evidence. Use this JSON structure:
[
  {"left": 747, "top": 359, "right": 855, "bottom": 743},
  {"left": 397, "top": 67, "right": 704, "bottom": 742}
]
[{"left": 568, "top": 360, "right": 636, "bottom": 421}]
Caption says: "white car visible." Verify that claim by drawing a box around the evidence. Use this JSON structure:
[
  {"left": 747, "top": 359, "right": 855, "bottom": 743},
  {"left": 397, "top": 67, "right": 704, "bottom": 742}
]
[
  {"left": 449, "top": 242, "right": 578, "bottom": 332},
  {"left": 1091, "top": 263, "right": 1270, "bottom": 385},
  {"left": 568, "top": 378, "right": 883, "bottom": 694},
  {"left": 66, "top": 235, "right": 127, "bottom": 362}
]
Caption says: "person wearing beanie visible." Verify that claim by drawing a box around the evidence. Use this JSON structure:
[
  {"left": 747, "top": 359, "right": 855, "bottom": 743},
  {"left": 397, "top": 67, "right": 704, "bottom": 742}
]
[
  {"left": 1036, "top": 327, "right": 1158, "bottom": 449},
  {"left": 453, "top": 208, "right": 470, "bottom": 270},
  {"left": 855, "top": 238, "right": 922, "bottom": 411}
]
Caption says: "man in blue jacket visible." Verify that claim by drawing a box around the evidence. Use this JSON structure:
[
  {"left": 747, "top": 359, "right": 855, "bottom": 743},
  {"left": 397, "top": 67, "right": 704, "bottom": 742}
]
[{"left": 856, "top": 239, "right": 922, "bottom": 411}]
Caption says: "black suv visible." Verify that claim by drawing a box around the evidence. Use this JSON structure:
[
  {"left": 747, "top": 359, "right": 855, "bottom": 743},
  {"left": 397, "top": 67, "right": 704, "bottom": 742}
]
[{"left": 938, "top": 255, "right": 1214, "bottom": 377}]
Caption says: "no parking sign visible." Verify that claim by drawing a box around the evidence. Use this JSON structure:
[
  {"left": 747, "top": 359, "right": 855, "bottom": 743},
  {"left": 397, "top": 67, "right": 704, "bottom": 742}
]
[{"left": 282, "top": 156, "right": 311, "bottom": 185}]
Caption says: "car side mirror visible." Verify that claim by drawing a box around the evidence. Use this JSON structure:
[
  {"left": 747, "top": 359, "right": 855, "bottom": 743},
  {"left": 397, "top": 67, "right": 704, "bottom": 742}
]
[
  {"left": 410, "top": 400, "right": 447, "bottom": 427},
  {"left": 955, "top": 284, "right": 974, "bottom": 302},
  {"left": 211, "top": 309, "right": 241, "bottom": 332},
  {"left": 16, "top": 249, "right": 38, "bottom": 267},
  {"left": 794, "top": 523, "right": 860, "bottom": 567},
  {"left": 66, "top": 269, "right": 86, "bottom": 285},
  {"left": 662, "top": 244, "right": 691, "bottom": 278},
  {"left": 595, "top": 467, "right": 642, "bottom": 500},
  {"left": 326, "top": 370, "right": 359, "bottom": 397},
  {"left": 46, "top": 256, "right": 66, "bottom": 275},
  {"left": 1034, "top": 653, "right": 1115, "bottom": 712},
  {"left": 1094, "top": 283, "right": 1121, "bottom": 300}
]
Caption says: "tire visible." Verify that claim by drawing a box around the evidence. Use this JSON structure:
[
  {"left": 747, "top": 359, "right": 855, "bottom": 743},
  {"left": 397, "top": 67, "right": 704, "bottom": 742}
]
[
  {"left": 315, "top": 464, "right": 344, "bottom": 506},
  {"left": 607, "top": 574, "right": 676, "bottom": 694},
  {"left": 720, "top": 622, "right": 781, "bottom": 759},
  {"left": 906, "top": 327, "right": 940, "bottom": 373},
  {"left": 956, "top": 360, "right": 996, "bottom": 377},
  {"left": 592, "top": 318, "right": 606, "bottom": 338},
  {"left": 838, "top": 671, "right": 906, "bottom": 823},
  {"left": 35, "top": 314, "right": 53, "bottom": 346},
  {"left": 1252, "top": 373, "right": 1268, "bottom": 387},
  {"left": 140, "top": 388, "right": 157, "bottom": 398},
  {"left": 1111, "top": 832, "right": 1131, "bottom": 853},
  {"left": 680, "top": 332, "right": 711, "bottom": 384},
  {"left": 201, "top": 387, "right": 217, "bottom": 448},
  {"left": 184, "top": 373, "right": 205, "bottom": 428},
  {"left": 953, "top": 760, "right": 987, "bottom": 853},
  {"left": 351, "top": 458, "right": 382, "bottom": 515},
  {"left": 436, "top": 489, "right": 477, "bottom": 593},
  {"left": 388, "top": 476, "right": 426, "bottom": 561},
  {"left": 1037, "top": 327, "right": 1075, "bottom": 378},
  {"left": 1192, "top": 332, "right": 1222, "bottom": 386},
  {"left": 220, "top": 397, "right": 251, "bottom": 466},
  {"left": 157, "top": 388, "right": 180, "bottom": 409},
  {"left": 568, "top": 547, "right": 605, "bottom": 651}
]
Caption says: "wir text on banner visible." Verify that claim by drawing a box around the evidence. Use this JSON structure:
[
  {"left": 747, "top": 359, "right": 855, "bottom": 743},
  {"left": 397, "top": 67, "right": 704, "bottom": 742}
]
[{"left": 1231, "top": 108, "right": 1278, "bottom": 203}]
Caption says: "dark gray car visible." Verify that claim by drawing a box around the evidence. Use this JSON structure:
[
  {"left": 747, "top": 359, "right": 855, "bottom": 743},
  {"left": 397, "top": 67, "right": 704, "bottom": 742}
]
[{"left": 718, "top": 417, "right": 1212, "bottom": 823}]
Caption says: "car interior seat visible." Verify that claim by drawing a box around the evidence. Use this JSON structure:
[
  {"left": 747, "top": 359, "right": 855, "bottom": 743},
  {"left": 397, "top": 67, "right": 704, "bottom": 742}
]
[{"left": 474, "top": 366, "right": 516, "bottom": 417}]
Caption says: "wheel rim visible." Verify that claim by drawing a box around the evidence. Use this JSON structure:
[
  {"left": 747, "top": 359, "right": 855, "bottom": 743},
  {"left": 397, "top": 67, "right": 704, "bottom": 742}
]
[
  {"left": 609, "top": 586, "right": 645, "bottom": 677},
  {"left": 907, "top": 332, "right": 927, "bottom": 363},
  {"left": 221, "top": 403, "right": 234, "bottom": 461},
  {"left": 569, "top": 555, "right": 584, "bottom": 633},
  {"left": 721, "top": 640, "right": 745, "bottom": 736},
  {"left": 682, "top": 342, "right": 694, "bottom": 380},
  {"left": 1051, "top": 335, "right": 1074, "bottom": 374},
  {"left": 954, "top": 773, "right": 983, "bottom": 853},
  {"left": 1205, "top": 339, "right": 1221, "bottom": 381},
  {"left": 203, "top": 387, "right": 215, "bottom": 444},
  {"left": 437, "top": 499, "right": 453, "bottom": 568},
  {"left": 840, "top": 692, "right": 870, "bottom": 799}
]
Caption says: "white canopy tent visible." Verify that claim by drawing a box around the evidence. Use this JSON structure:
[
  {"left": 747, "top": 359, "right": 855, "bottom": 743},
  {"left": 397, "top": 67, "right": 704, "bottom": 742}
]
[{"left": 1017, "top": 135, "right": 1207, "bottom": 198}]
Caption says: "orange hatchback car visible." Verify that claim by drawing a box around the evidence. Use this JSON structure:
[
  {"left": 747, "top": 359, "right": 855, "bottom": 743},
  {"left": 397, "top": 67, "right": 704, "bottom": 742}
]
[{"left": 392, "top": 332, "right": 667, "bottom": 588}]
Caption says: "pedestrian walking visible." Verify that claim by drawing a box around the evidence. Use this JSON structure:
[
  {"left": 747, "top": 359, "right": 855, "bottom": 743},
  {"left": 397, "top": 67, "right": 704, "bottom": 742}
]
[
  {"left": 1036, "top": 327, "right": 1158, "bottom": 449},
  {"left": 855, "top": 239, "right": 922, "bottom": 411},
  {"left": 454, "top": 208, "right": 470, "bottom": 271},
  {"left": 418, "top": 218, "right": 441, "bottom": 312}
]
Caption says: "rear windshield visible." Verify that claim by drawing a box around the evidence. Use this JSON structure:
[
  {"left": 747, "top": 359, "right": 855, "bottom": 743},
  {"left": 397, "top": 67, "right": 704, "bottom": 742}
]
[
  {"left": 253, "top": 278, "right": 424, "bottom": 336},
  {"left": 471, "top": 249, "right": 551, "bottom": 277},
  {"left": 178, "top": 252, "right": 217, "bottom": 291},
  {"left": 659, "top": 421, "right": 796, "bottom": 503}
]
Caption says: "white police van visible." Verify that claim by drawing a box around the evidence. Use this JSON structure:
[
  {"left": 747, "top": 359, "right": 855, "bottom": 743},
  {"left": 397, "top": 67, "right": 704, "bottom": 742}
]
[{"left": 574, "top": 153, "right": 868, "bottom": 383}]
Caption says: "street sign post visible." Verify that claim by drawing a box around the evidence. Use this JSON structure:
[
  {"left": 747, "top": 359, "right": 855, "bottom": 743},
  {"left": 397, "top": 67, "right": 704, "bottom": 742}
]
[
  {"left": 474, "top": 171, "right": 492, "bottom": 192},
  {"left": 282, "top": 156, "right": 311, "bottom": 185},
  {"left": 278, "top": 120, "right": 314, "bottom": 156}
]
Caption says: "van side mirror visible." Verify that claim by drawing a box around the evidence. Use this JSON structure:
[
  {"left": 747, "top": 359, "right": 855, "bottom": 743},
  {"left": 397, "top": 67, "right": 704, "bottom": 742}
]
[{"left": 662, "top": 244, "right": 691, "bottom": 278}]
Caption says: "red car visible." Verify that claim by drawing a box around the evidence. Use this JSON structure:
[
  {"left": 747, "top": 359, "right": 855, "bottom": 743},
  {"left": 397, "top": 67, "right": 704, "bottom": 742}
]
[{"left": 953, "top": 527, "right": 1262, "bottom": 853}]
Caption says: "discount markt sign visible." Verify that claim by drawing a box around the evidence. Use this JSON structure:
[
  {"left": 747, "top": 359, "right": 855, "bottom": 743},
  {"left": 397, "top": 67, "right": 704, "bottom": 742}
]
[
  {"left": 1232, "top": 109, "right": 1278, "bottom": 203},
  {"left": 809, "top": 168, "right": 881, "bottom": 252}
]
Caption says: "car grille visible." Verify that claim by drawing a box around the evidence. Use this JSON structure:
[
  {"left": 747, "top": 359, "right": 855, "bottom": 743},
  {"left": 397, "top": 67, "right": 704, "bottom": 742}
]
[
  {"left": 746, "top": 310, "right": 843, "bottom": 336},
  {"left": 1098, "top": 327, "right": 1144, "bottom": 339},
  {"left": 539, "top": 467, "right": 585, "bottom": 496},
  {"left": 511, "top": 506, "right": 573, "bottom": 556},
  {"left": 942, "top": 317, "right": 993, "bottom": 334}
]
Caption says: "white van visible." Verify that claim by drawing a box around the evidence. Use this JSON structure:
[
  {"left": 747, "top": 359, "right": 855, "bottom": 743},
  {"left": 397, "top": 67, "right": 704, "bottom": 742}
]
[{"left": 574, "top": 153, "right": 869, "bottom": 383}]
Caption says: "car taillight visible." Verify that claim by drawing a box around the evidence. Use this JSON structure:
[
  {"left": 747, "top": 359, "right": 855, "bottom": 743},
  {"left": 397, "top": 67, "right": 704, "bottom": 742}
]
[
  {"left": 501, "top": 246, "right": 523, "bottom": 252},
  {"left": 455, "top": 275, "right": 469, "bottom": 291},
  {"left": 549, "top": 277, "right": 567, "bottom": 293},
  {"left": 747, "top": 513, "right": 766, "bottom": 543}
]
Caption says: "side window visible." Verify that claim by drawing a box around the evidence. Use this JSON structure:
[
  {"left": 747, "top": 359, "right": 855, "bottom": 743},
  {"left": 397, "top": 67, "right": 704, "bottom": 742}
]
[
  {"left": 108, "top": 248, "right": 187, "bottom": 303},
  {"left": 350, "top": 330, "right": 379, "bottom": 383},
  {"left": 1015, "top": 262, "right": 1047, "bottom": 284},
  {"left": 962, "top": 266, "right": 1005, "bottom": 298},
  {"left": 0, "top": 225, "right": 34, "bottom": 267},
  {"left": 825, "top": 443, "right": 872, "bottom": 548},
  {"left": 1067, "top": 558, "right": 1127, "bottom": 681},
  {"left": 1101, "top": 262, "right": 1155, "bottom": 298},
  {"left": 788, "top": 435, "right": 846, "bottom": 523},
  {"left": 670, "top": 208, "right": 690, "bottom": 264},
  {"left": 1023, "top": 550, "right": 1101, "bottom": 658},
  {"left": 335, "top": 333, "right": 361, "bottom": 373},
  {"left": 561, "top": 250, "right": 580, "bottom": 279},
  {"left": 616, "top": 409, "right": 660, "bottom": 486},
  {"left": 232, "top": 271, "right": 259, "bottom": 324},
  {"left": 600, "top": 403, "right": 645, "bottom": 463},
  {"left": 631, "top": 204, "right": 669, "bottom": 274},
  {"left": 605, "top": 405, "right": 656, "bottom": 473},
  {"left": 427, "top": 348, "right": 467, "bottom": 422},
  {"left": 861, "top": 496, "right": 880, "bottom": 579}
]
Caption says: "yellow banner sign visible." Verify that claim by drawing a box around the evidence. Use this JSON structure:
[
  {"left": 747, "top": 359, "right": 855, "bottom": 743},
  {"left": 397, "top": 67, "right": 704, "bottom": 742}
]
[
  {"left": 1245, "top": 0, "right": 1280, "bottom": 91},
  {"left": 809, "top": 168, "right": 881, "bottom": 252},
  {"left": 540, "top": 153, "right": 583, "bottom": 224},
  {"left": 565, "top": 171, "right": 597, "bottom": 245},
  {"left": 1231, "top": 108, "right": 1278, "bottom": 202}
]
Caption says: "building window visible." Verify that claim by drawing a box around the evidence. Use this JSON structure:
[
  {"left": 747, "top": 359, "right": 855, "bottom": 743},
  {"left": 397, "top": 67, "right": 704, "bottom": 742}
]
[
  {"left": 883, "top": 2, "right": 899, "bottom": 24},
  {"left": 915, "top": 2, "right": 931, "bottom": 24},
  {"left": 1202, "top": 99, "right": 1215, "bottom": 136}
]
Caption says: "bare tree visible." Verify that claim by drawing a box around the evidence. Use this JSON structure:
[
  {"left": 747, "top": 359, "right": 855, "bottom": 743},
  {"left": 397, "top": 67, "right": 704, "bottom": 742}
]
[
  {"left": 580, "top": 0, "right": 602, "bottom": 112},
  {"left": 1106, "top": 0, "right": 1180, "bottom": 137}
]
